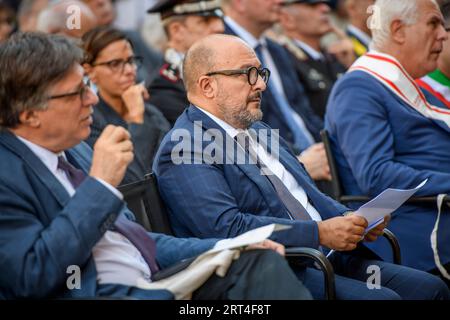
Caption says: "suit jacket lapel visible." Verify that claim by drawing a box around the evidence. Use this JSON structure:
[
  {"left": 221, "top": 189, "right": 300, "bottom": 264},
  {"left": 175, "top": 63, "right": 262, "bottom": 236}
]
[
  {"left": 0, "top": 131, "right": 71, "bottom": 207},
  {"left": 186, "top": 106, "right": 290, "bottom": 219},
  {"left": 266, "top": 40, "right": 296, "bottom": 103},
  {"left": 254, "top": 124, "right": 338, "bottom": 219}
]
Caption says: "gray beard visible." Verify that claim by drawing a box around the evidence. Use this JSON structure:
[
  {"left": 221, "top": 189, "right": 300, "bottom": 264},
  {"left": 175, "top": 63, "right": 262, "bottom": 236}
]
[{"left": 218, "top": 102, "right": 263, "bottom": 129}]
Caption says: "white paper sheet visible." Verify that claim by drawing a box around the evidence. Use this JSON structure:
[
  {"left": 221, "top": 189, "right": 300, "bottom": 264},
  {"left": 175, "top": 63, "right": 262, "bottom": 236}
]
[
  {"left": 208, "top": 224, "right": 292, "bottom": 254},
  {"left": 326, "top": 179, "right": 428, "bottom": 258},
  {"left": 354, "top": 179, "right": 428, "bottom": 231}
]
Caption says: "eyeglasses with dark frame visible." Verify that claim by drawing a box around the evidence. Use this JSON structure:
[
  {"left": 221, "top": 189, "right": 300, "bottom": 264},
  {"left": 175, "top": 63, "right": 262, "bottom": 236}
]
[
  {"left": 206, "top": 66, "right": 271, "bottom": 85},
  {"left": 47, "top": 78, "right": 92, "bottom": 101},
  {"left": 91, "top": 56, "right": 143, "bottom": 74}
]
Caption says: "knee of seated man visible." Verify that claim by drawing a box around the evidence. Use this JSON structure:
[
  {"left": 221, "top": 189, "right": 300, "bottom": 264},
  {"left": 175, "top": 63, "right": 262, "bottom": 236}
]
[
  {"left": 243, "top": 249, "right": 310, "bottom": 282},
  {"left": 241, "top": 249, "right": 312, "bottom": 296},
  {"left": 418, "top": 273, "right": 450, "bottom": 300},
  {"left": 242, "top": 249, "right": 288, "bottom": 271},
  {"left": 234, "top": 249, "right": 294, "bottom": 280},
  {"left": 371, "top": 287, "right": 402, "bottom": 300}
]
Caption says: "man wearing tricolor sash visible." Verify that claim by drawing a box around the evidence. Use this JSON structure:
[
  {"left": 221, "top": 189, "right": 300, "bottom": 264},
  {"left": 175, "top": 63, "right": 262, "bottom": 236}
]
[
  {"left": 417, "top": 1, "right": 450, "bottom": 108},
  {"left": 325, "top": 0, "right": 450, "bottom": 284}
]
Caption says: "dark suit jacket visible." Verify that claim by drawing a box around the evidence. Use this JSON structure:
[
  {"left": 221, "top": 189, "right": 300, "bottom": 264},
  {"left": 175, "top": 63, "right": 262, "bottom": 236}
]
[
  {"left": 0, "top": 131, "right": 216, "bottom": 299},
  {"left": 153, "top": 105, "right": 350, "bottom": 249},
  {"left": 85, "top": 97, "right": 170, "bottom": 184},
  {"left": 225, "top": 23, "right": 324, "bottom": 154},
  {"left": 285, "top": 44, "right": 346, "bottom": 119},
  {"left": 147, "top": 62, "right": 189, "bottom": 126}
]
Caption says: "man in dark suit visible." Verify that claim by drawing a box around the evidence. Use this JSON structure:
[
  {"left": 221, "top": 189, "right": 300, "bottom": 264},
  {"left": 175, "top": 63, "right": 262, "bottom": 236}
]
[
  {"left": 153, "top": 33, "right": 450, "bottom": 300},
  {"left": 146, "top": 0, "right": 225, "bottom": 126},
  {"left": 222, "top": 0, "right": 332, "bottom": 184},
  {"left": 278, "top": 0, "right": 349, "bottom": 119},
  {"left": 0, "top": 32, "right": 313, "bottom": 300}
]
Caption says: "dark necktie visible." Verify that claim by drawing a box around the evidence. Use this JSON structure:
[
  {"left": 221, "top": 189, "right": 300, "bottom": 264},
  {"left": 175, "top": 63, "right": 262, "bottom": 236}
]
[
  {"left": 234, "top": 132, "right": 312, "bottom": 221},
  {"left": 57, "top": 156, "right": 86, "bottom": 188},
  {"left": 57, "top": 155, "right": 160, "bottom": 274}
]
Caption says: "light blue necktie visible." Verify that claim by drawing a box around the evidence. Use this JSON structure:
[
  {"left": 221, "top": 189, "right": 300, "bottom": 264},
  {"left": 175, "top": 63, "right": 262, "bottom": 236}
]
[{"left": 255, "top": 43, "right": 313, "bottom": 151}]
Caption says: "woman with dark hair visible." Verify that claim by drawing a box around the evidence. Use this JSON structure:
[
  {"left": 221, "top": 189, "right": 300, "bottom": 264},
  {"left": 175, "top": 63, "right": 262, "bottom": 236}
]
[{"left": 83, "top": 26, "right": 170, "bottom": 185}]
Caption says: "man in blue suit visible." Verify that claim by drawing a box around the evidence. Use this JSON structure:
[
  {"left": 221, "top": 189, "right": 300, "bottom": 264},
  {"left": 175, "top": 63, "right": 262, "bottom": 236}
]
[
  {"left": 325, "top": 0, "right": 450, "bottom": 280},
  {"left": 221, "top": 0, "right": 332, "bottom": 184},
  {"left": 0, "top": 32, "right": 313, "bottom": 300},
  {"left": 153, "top": 33, "right": 449, "bottom": 299}
]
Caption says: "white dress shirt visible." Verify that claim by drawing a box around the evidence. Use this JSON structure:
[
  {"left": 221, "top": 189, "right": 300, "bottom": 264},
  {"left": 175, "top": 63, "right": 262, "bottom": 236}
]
[
  {"left": 17, "top": 136, "right": 153, "bottom": 287},
  {"left": 294, "top": 39, "right": 325, "bottom": 61},
  {"left": 224, "top": 16, "right": 315, "bottom": 145},
  {"left": 196, "top": 107, "right": 322, "bottom": 222}
]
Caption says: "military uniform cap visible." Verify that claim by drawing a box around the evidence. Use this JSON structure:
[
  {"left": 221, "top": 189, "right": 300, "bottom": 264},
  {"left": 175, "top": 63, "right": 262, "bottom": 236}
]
[{"left": 147, "top": 0, "right": 224, "bottom": 21}]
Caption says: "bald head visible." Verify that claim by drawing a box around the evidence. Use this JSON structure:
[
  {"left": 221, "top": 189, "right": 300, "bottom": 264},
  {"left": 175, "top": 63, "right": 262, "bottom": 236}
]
[
  {"left": 183, "top": 34, "right": 266, "bottom": 129},
  {"left": 37, "top": 0, "right": 98, "bottom": 38},
  {"left": 183, "top": 34, "right": 254, "bottom": 94}
]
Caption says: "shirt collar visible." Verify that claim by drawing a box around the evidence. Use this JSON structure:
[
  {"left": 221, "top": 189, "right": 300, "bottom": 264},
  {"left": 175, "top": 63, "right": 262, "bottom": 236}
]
[
  {"left": 294, "top": 39, "right": 324, "bottom": 61},
  {"left": 16, "top": 135, "right": 65, "bottom": 174},
  {"left": 194, "top": 105, "right": 243, "bottom": 139},
  {"left": 347, "top": 24, "right": 371, "bottom": 47},
  {"left": 224, "top": 16, "right": 267, "bottom": 50}
]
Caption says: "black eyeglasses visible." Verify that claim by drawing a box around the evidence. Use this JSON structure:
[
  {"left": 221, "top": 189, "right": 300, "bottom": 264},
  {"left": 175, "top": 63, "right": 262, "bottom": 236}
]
[
  {"left": 206, "top": 67, "right": 270, "bottom": 85},
  {"left": 47, "top": 78, "right": 92, "bottom": 101},
  {"left": 92, "top": 56, "right": 143, "bottom": 74}
]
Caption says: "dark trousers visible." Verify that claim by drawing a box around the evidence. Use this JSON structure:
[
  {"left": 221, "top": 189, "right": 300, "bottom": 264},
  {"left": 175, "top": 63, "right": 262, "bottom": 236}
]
[
  {"left": 429, "top": 263, "right": 450, "bottom": 288},
  {"left": 193, "top": 249, "right": 312, "bottom": 300},
  {"left": 296, "top": 252, "right": 450, "bottom": 300}
]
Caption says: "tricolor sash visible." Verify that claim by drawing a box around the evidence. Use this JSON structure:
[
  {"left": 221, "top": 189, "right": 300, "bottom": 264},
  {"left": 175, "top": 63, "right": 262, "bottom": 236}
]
[{"left": 348, "top": 51, "right": 450, "bottom": 132}]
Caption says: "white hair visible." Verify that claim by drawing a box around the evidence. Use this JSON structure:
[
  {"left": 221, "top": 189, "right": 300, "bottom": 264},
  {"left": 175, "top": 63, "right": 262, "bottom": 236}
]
[
  {"left": 36, "top": 0, "right": 93, "bottom": 34},
  {"left": 36, "top": 5, "right": 66, "bottom": 33},
  {"left": 370, "top": 0, "right": 439, "bottom": 50}
]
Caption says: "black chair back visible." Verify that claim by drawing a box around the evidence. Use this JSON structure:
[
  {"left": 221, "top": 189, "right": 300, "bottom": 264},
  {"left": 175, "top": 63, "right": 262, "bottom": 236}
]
[
  {"left": 320, "top": 130, "right": 343, "bottom": 200},
  {"left": 118, "top": 173, "right": 174, "bottom": 235},
  {"left": 320, "top": 130, "right": 402, "bottom": 264}
]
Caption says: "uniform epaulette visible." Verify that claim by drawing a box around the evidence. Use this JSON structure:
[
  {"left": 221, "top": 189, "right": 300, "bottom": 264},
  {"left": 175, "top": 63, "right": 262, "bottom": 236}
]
[
  {"left": 275, "top": 35, "right": 308, "bottom": 62},
  {"left": 160, "top": 63, "right": 181, "bottom": 83}
]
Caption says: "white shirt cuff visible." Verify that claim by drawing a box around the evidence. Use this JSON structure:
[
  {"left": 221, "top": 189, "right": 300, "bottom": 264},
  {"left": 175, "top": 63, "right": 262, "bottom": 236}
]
[{"left": 95, "top": 178, "right": 124, "bottom": 200}]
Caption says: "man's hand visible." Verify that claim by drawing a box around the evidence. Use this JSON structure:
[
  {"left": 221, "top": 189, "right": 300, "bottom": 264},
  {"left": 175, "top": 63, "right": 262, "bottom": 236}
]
[
  {"left": 121, "top": 83, "right": 149, "bottom": 124},
  {"left": 317, "top": 215, "right": 368, "bottom": 251},
  {"left": 364, "top": 215, "right": 391, "bottom": 242},
  {"left": 326, "top": 25, "right": 357, "bottom": 68},
  {"left": 298, "top": 143, "right": 331, "bottom": 181},
  {"left": 90, "top": 125, "right": 134, "bottom": 187},
  {"left": 247, "top": 239, "right": 285, "bottom": 256}
]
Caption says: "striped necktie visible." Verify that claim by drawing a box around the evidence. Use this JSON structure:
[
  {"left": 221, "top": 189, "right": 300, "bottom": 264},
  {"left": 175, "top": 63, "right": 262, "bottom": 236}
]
[{"left": 235, "top": 132, "right": 312, "bottom": 221}]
